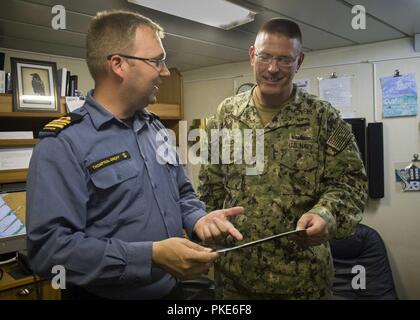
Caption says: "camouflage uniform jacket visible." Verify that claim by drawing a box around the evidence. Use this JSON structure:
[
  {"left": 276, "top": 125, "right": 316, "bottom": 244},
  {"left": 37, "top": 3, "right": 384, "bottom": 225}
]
[{"left": 198, "top": 86, "right": 368, "bottom": 296}]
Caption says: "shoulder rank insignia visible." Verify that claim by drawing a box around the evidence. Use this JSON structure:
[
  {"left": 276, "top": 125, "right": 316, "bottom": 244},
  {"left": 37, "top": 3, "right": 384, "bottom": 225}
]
[
  {"left": 39, "top": 113, "right": 83, "bottom": 138},
  {"left": 327, "top": 122, "right": 352, "bottom": 155}
]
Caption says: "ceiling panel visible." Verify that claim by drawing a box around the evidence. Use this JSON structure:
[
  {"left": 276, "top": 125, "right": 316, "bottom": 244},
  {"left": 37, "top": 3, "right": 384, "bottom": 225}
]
[
  {"left": 165, "top": 48, "right": 232, "bottom": 69},
  {"left": 0, "top": 35, "right": 86, "bottom": 58},
  {"left": 163, "top": 34, "right": 248, "bottom": 62},
  {"left": 0, "top": 0, "right": 416, "bottom": 71},
  {"left": 241, "top": 0, "right": 406, "bottom": 43},
  {"left": 0, "top": 20, "right": 85, "bottom": 48},
  {"left": 237, "top": 11, "right": 355, "bottom": 50}
]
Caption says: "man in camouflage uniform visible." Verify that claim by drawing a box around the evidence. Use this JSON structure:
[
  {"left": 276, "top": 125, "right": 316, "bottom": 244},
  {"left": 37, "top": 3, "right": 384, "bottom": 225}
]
[{"left": 198, "top": 19, "right": 368, "bottom": 299}]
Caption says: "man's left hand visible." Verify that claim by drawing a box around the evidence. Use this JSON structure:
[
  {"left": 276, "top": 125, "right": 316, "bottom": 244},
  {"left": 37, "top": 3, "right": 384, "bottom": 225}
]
[
  {"left": 194, "top": 207, "right": 244, "bottom": 244},
  {"left": 294, "top": 213, "right": 329, "bottom": 246}
]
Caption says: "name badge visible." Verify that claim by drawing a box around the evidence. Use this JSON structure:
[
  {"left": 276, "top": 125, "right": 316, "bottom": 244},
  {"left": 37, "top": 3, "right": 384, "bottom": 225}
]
[{"left": 87, "top": 151, "right": 131, "bottom": 173}]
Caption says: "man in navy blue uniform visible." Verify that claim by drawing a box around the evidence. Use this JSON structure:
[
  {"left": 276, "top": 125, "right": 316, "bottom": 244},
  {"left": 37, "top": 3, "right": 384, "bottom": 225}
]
[{"left": 26, "top": 10, "right": 243, "bottom": 300}]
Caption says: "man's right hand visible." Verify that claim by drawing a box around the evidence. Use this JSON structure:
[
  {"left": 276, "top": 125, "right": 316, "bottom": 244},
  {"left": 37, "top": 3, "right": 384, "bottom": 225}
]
[{"left": 152, "top": 238, "right": 219, "bottom": 280}]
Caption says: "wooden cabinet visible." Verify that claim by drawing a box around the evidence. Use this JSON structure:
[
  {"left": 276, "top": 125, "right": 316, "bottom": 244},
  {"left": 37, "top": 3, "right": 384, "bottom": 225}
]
[
  {"left": 151, "top": 68, "right": 183, "bottom": 117},
  {"left": 0, "top": 262, "right": 61, "bottom": 300},
  {"left": 149, "top": 68, "right": 183, "bottom": 145},
  {"left": 0, "top": 67, "right": 183, "bottom": 184}
]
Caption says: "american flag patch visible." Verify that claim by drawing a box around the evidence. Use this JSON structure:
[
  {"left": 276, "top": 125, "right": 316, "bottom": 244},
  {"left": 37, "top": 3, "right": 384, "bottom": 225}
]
[{"left": 327, "top": 123, "right": 352, "bottom": 154}]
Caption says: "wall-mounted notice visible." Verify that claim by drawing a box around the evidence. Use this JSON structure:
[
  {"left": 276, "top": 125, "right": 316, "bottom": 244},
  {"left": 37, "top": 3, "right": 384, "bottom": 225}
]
[
  {"left": 319, "top": 76, "right": 352, "bottom": 109},
  {"left": 381, "top": 73, "right": 418, "bottom": 118}
]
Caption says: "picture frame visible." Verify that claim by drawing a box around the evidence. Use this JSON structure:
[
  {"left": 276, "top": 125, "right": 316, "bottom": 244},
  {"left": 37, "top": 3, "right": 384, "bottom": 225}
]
[{"left": 10, "top": 57, "right": 60, "bottom": 113}]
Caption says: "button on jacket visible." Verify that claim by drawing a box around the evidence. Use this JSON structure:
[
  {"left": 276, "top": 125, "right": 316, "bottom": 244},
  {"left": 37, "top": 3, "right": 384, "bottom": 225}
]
[{"left": 26, "top": 91, "right": 206, "bottom": 299}]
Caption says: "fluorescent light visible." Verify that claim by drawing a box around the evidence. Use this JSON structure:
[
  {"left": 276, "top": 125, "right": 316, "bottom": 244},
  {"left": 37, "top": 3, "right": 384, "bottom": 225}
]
[{"left": 128, "top": 0, "right": 256, "bottom": 30}]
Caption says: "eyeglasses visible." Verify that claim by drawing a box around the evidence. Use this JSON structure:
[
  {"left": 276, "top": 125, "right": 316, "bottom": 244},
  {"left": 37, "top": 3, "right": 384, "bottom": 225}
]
[
  {"left": 107, "top": 53, "right": 167, "bottom": 71},
  {"left": 254, "top": 50, "right": 300, "bottom": 67}
]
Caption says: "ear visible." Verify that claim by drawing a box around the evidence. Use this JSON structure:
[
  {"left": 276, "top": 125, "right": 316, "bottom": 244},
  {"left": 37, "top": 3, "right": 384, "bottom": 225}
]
[
  {"left": 296, "top": 52, "right": 305, "bottom": 72},
  {"left": 108, "top": 55, "right": 125, "bottom": 79},
  {"left": 249, "top": 46, "right": 256, "bottom": 67}
]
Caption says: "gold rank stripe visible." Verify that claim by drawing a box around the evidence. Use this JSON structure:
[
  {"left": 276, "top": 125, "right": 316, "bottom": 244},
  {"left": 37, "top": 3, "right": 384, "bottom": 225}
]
[
  {"left": 44, "top": 123, "right": 66, "bottom": 128},
  {"left": 327, "top": 123, "right": 352, "bottom": 152},
  {"left": 46, "top": 121, "right": 69, "bottom": 126},
  {"left": 87, "top": 151, "right": 131, "bottom": 174},
  {"left": 50, "top": 119, "right": 71, "bottom": 124},
  {"left": 51, "top": 117, "right": 71, "bottom": 121},
  {"left": 47, "top": 122, "right": 69, "bottom": 127}
]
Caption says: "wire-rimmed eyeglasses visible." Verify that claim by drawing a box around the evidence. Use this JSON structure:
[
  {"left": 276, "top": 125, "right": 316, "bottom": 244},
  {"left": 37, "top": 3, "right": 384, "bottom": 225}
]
[
  {"left": 107, "top": 53, "right": 167, "bottom": 71},
  {"left": 254, "top": 50, "right": 300, "bottom": 67}
]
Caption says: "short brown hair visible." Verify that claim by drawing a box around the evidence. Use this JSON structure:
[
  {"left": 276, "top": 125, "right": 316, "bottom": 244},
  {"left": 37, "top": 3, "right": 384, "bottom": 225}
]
[
  {"left": 86, "top": 10, "right": 164, "bottom": 81},
  {"left": 255, "top": 18, "right": 302, "bottom": 45}
]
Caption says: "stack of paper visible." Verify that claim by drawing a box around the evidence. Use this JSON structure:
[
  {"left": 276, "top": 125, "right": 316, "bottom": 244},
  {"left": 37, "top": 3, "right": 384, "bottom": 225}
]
[
  {"left": 0, "top": 132, "right": 34, "bottom": 139},
  {"left": 0, "top": 148, "right": 33, "bottom": 170}
]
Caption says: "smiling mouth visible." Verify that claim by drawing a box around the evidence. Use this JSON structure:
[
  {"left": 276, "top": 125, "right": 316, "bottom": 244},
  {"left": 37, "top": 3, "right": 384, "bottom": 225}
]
[{"left": 263, "top": 76, "right": 282, "bottom": 84}]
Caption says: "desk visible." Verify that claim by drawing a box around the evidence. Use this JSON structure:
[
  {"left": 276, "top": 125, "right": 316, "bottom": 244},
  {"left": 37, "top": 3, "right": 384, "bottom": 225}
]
[{"left": 0, "top": 262, "right": 61, "bottom": 300}]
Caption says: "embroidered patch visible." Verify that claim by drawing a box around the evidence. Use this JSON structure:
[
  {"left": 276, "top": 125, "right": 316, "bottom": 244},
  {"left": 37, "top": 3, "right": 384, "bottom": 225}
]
[
  {"left": 288, "top": 139, "right": 314, "bottom": 151},
  {"left": 87, "top": 151, "right": 131, "bottom": 174},
  {"left": 327, "top": 123, "right": 352, "bottom": 154}
]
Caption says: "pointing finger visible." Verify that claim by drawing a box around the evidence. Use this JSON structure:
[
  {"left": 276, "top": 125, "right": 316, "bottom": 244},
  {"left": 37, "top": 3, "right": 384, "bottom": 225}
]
[{"left": 222, "top": 206, "right": 245, "bottom": 218}]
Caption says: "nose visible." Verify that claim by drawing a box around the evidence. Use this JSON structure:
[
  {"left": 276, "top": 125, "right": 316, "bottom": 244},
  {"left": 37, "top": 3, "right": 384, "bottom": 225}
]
[
  {"left": 159, "top": 62, "right": 171, "bottom": 77},
  {"left": 267, "top": 59, "right": 280, "bottom": 73}
]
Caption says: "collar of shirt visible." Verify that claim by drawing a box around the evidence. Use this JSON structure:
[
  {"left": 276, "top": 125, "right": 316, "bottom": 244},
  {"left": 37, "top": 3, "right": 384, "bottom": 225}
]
[
  {"left": 84, "top": 90, "right": 154, "bottom": 131},
  {"left": 234, "top": 84, "right": 304, "bottom": 119},
  {"left": 229, "top": 85, "right": 312, "bottom": 130}
]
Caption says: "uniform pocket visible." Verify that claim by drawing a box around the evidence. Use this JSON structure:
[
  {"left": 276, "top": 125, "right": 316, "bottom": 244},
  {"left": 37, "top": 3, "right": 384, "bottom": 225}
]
[{"left": 89, "top": 160, "right": 139, "bottom": 189}]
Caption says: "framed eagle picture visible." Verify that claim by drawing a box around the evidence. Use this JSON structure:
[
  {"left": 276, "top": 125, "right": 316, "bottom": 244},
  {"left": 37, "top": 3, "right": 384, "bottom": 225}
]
[{"left": 10, "top": 57, "right": 60, "bottom": 113}]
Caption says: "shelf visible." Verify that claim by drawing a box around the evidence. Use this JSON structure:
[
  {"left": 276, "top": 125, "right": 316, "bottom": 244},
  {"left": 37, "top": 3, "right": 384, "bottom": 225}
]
[
  {"left": 0, "top": 169, "right": 28, "bottom": 184},
  {"left": 0, "top": 263, "right": 40, "bottom": 293},
  {"left": 147, "top": 103, "right": 182, "bottom": 120},
  {"left": 0, "top": 139, "right": 38, "bottom": 147},
  {"left": 0, "top": 262, "right": 61, "bottom": 300},
  {"left": 0, "top": 139, "right": 34, "bottom": 184},
  {"left": 0, "top": 94, "right": 66, "bottom": 118},
  {"left": 1, "top": 94, "right": 182, "bottom": 120}
]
